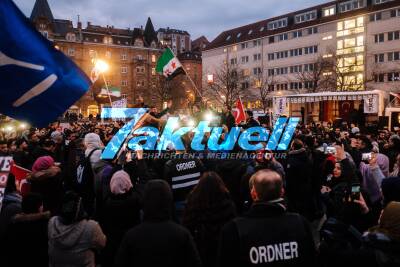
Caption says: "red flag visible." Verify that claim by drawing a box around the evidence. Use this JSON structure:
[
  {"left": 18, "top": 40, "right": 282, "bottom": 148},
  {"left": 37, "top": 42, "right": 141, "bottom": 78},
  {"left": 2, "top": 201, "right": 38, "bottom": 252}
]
[
  {"left": 10, "top": 162, "right": 31, "bottom": 181},
  {"left": 232, "top": 98, "right": 246, "bottom": 124}
]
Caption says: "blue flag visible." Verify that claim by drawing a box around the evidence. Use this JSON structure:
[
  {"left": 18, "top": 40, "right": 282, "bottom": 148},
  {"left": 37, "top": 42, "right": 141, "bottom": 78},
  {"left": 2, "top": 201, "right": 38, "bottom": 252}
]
[{"left": 0, "top": 0, "right": 91, "bottom": 127}]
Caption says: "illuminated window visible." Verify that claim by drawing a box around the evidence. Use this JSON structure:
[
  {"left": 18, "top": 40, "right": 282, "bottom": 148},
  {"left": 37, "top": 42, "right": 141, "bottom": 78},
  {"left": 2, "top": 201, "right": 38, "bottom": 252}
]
[
  {"left": 121, "top": 66, "right": 128, "bottom": 73},
  {"left": 152, "top": 55, "right": 156, "bottom": 63},
  {"left": 151, "top": 68, "right": 156, "bottom": 75},
  {"left": 322, "top": 35, "right": 333, "bottom": 40},
  {"left": 337, "top": 40, "right": 343, "bottom": 49},
  {"left": 357, "top": 17, "right": 364, "bottom": 27},
  {"left": 207, "top": 74, "right": 214, "bottom": 83},
  {"left": 223, "top": 48, "right": 227, "bottom": 53},
  {"left": 357, "top": 35, "right": 364, "bottom": 46},
  {"left": 323, "top": 72, "right": 332, "bottom": 76},
  {"left": 232, "top": 45, "right": 237, "bottom": 52},
  {"left": 337, "top": 22, "right": 343, "bottom": 31},
  {"left": 344, "top": 38, "right": 356, "bottom": 48},
  {"left": 344, "top": 57, "right": 356, "bottom": 66},
  {"left": 323, "top": 6, "right": 336, "bottom": 17},
  {"left": 323, "top": 54, "right": 333, "bottom": 58},
  {"left": 357, "top": 55, "right": 364, "bottom": 65},
  {"left": 344, "top": 19, "right": 356, "bottom": 29}
]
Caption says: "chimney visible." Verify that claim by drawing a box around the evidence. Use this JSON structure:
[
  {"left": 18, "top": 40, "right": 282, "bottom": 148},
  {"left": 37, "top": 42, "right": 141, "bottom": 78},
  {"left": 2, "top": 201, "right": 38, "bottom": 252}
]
[
  {"left": 87, "top": 21, "right": 91, "bottom": 28},
  {"left": 77, "top": 21, "right": 82, "bottom": 29}
]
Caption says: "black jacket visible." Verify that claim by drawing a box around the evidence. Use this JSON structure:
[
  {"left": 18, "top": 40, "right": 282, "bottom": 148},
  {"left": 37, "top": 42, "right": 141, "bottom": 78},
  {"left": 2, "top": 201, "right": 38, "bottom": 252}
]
[
  {"left": 285, "top": 148, "right": 315, "bottom": 220},
  {"left": 114, "top": 221, "right": 202, "bottom": 267},
  {"left": 183, "top": 197, "right": 236, "bottom": 267},
  {"left": 101, "top": 175, "right": 147, "bottom": 267},
  {"left": 4, "top": 212, "right": 50, "bottom": 267},
  {"left": 320, "top": 229, "right": 400, "bottom": 267},
  {"left": 163, "top": 158, "right": 204, "bottom": 203},
  {"left": 218, "top": 202, "right": 316, "bottom": 267}
]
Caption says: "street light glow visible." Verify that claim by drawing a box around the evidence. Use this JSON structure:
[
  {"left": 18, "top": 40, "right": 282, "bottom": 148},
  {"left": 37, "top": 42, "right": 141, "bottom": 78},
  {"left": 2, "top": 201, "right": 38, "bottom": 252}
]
[
  {"left": 204, "top": 112, "right": 214, "bottom": 121},
  {"left": 94, "top": 59, "right": 109, "bottom": 73}
]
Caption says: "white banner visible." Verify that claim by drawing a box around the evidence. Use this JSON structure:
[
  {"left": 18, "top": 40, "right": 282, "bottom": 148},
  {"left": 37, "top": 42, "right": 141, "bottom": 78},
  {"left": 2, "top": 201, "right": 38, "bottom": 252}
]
[
  {"left": 0, "top": 157, "right": 12, "bottom": 212},
  {"left": 274, "top": 97, "right": 288, "bottom": 115},
  {"left": 364, "top": 95, "right": 378, "bottom": 114},
  {"left": 112, "top": 98, "right": 127, "bottom": 108}
]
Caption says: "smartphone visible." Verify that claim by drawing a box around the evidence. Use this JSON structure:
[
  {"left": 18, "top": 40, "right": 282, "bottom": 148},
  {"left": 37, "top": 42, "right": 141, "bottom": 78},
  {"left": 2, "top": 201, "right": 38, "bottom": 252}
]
[
  {"left": 351, "top": 184, "right": 361, "bottom": 201},
  {"left": 361, "top": 153, "right": 372, "bottom": 162}
]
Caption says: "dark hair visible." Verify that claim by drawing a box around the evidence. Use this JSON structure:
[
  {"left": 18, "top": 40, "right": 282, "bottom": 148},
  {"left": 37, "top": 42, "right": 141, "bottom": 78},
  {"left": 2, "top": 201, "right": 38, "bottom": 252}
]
[
  {"left": 184, "top": 172, "right": 230, "bottom": 214},
  {"left": 22, "top": 193, "right": 43, "bottom": 213},
  {"left": 42, "top": 139, "right": 55, "bottom": 148},
  {"left": 291, "top": 138, "right": 304, "bottom": 150},
  {"left": 60, "top": 191, "right": 87, "bottom": 225},
  {"left": 15, "top": 138, "right": 26, "bottom": 148},
  {"left": 0, "top": 140, "right": 7, "bottom": 145},
  {"left": 250, "top": 170, "right": 282, "bottom": 202},
  {"left": 143, "top": 180, "right": 173, "bottom": 222}
]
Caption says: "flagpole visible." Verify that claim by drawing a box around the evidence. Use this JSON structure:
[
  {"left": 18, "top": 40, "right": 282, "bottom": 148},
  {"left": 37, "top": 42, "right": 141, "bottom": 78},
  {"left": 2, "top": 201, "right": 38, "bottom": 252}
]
[
  {"left": 102, "top": 73, "right": 113, "bottom": 107},
  {"left": 168, "top": 47, "right": 203, "bottom": 100}
]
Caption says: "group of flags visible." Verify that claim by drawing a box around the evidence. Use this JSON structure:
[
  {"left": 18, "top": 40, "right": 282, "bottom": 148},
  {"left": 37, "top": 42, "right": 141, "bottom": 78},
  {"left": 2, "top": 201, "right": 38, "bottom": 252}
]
[{"left": 0, "top": 0, "right": 184, "bottom": 127}]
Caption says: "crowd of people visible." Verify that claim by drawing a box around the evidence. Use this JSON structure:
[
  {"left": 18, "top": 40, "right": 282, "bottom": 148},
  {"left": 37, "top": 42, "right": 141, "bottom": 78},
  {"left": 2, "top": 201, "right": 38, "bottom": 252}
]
[{"left": 0, "top": 104, "right": 400, "bottom": 267}]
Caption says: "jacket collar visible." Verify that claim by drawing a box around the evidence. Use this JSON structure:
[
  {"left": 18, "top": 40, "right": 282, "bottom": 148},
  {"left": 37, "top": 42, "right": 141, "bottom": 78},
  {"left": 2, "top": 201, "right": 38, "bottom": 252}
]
[{"left": 246, "top": 199, "right": 286, "bottom": 218}]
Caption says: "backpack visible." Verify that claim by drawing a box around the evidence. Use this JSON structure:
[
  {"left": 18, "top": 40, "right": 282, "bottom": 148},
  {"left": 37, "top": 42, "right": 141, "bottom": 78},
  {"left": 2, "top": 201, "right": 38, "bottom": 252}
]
[{"left": 74, "top": 148, "right": 100, "bottom": 216}]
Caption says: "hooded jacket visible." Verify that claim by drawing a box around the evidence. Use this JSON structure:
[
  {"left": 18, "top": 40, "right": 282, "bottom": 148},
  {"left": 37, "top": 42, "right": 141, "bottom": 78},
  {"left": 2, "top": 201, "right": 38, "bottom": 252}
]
[
  {"left": 114, "top": 180, "right": 202, "bottom": 267},
  {"left": 48, "top": 216, "right": 106, "bottom": 267}
]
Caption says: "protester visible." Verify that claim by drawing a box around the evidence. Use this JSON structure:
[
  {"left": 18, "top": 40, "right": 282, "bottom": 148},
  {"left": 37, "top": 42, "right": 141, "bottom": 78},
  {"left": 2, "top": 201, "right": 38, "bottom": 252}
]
[
  {"left": 0, "top": 175, "right": 22, "bottom": 243},
  {"left": 28, "top": 156, "right": 62, "bottom": 214},
  {"left": 183, "top": 172, "right": 236, "bottom": 267},
  {"left": 48, "top": 191, "right": 106, "bottom": 267},
  {"left": 218, "top": 169, "right": 316, "bottom": 267},
  {"left": 5, "top": 193, "right": 50, "bottom": 267},
  {"left": 114, "top": 180, "right": 202, "bottom": 267},
  {"left": 101, "top": 168, "right": 148, "bottom": 267}
]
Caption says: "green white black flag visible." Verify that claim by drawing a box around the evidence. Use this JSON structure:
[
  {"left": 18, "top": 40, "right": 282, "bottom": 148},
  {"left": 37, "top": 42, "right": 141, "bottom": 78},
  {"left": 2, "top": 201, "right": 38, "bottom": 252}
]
[{"left": 156, "top": 48, "right": 183, "bottom": 78}]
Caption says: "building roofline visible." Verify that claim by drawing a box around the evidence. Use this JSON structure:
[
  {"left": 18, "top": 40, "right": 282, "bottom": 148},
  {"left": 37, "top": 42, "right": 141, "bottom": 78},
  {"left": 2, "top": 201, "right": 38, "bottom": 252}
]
[{"left": 204, "top": 0, "right": 400, "bottom": 51}]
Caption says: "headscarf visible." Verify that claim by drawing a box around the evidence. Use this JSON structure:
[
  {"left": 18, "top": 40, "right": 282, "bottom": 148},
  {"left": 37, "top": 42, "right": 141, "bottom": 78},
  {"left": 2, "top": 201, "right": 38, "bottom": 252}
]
[{"left": 110, "top": 170, "right": 133, "bottom": 195}]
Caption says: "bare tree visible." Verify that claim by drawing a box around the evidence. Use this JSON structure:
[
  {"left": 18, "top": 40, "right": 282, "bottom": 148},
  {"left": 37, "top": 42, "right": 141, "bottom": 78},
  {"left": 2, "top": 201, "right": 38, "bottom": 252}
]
[
  {"left": 205, "top": 63, "right": 245, "bottom": 110},
  {"left": 153, "top": 75, "right": 171, "bottom": 108},
  {"left": 254, "top": 73, "right": 277, "bottom": 112},
  {"left": 296, "top": 55, "right": 333, "bottom": 93}
]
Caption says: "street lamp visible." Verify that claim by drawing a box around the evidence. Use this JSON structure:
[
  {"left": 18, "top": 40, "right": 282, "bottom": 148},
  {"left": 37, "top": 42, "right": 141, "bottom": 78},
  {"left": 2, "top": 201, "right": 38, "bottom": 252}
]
[{"left": 94, "top": 59, "right": 109, "bottom": 73}]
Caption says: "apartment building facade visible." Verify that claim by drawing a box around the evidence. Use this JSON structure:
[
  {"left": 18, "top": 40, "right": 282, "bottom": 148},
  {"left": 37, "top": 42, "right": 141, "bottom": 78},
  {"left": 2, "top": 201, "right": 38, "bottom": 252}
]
[
  {"left": 157, "top": 28, "right": 191, "bottom": 55},
  {"left": 203, "top": 0, "right": 400, "bottom": 122},
  {"left": 30, "top": 0, "right": 164, "bottom": 116}
]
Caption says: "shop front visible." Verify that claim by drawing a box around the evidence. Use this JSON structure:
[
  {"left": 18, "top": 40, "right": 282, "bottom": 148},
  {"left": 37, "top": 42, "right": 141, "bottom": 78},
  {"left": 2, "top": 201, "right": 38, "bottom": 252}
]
[{"left": 273, "top": 90, "right": 387, "bottom": 124}]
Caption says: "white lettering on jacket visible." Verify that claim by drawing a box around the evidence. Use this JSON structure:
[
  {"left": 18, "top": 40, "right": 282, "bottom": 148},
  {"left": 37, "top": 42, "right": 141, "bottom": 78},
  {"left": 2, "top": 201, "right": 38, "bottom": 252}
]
[
  {"left": 176, "top": 161, "right": 196, "bottom": 171},
  {"left": 249, "top": 242, "right": 299, "bottom": 264}
]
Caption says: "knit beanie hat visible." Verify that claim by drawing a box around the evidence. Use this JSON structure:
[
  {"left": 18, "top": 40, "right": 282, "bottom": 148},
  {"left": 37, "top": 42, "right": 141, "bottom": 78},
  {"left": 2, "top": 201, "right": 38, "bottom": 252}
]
[
  {"left": 32, "top": 156, "right": 54, "bottom": 172},
  {"left": 110, "top": 170, "right": 133, "bottom": 195},
  {"left": 379, "top": 201, "right": 400, "bottom": 241}
]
